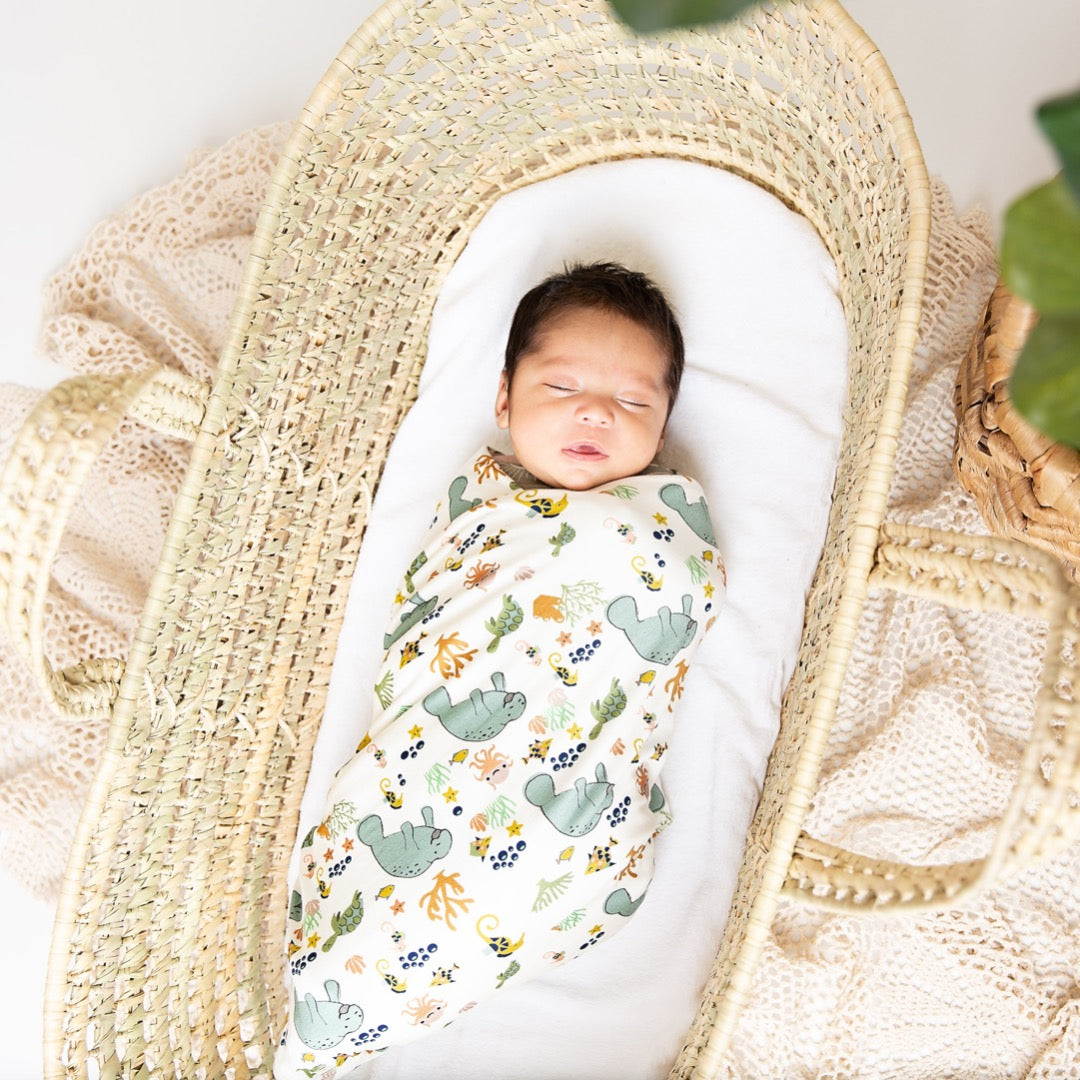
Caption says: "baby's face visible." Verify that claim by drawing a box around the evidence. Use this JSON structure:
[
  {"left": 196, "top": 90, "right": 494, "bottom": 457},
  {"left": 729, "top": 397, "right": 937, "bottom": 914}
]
[{"left": 495, "top": 305, "right": 669, "bottom": 490}]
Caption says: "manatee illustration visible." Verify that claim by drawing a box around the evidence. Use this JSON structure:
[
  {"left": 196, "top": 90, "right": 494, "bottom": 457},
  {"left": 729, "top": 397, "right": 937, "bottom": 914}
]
[
  {"left": 423, "top": 672, "right": 526, "bottom": 740},
  {"left": 523, "top": 763, "right": 614, "bottom": 836},
  {"left": 606, "top": 594, "right": 698, "bottom": 665},
  {"left": 659, "top": 483, "right": 717, "bottom": 547},
  {"left": 357, "top": 805, "right": 452, "bottom": 877},
  {"left": 448, "top": 475, "right": 482, "bottom": 521},
  {"left": 293, "top": 979, "right": 364, "bottom": 1049},
  {"left": 384, "top": 592, "right": 440, "bottom": 650},
  {"left": 604, "top": 887, "right": 647, "bottom": 918}
]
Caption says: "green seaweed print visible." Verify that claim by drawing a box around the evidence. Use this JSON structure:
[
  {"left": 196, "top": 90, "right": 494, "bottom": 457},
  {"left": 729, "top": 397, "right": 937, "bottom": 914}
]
[
  {"left": 532, "top": 873, "right": 573, "bottom": 913},
  {"left": 483, "top": 794, "right": 518, "bottom": 828},
  {"left": 685, "top": 554, "right": 710, "bottom": 586},
  {"left": 375, "top": 669, "right": 394, "bottom": 709},
  {"left": 560, "top": 580, "right": 604, "bottom": 626},
  {"left": 554, "top": 908, "right": 586, "bottom": 932},
  {"left": 425, "top": 760, "right": 452, "bottom": 795}
]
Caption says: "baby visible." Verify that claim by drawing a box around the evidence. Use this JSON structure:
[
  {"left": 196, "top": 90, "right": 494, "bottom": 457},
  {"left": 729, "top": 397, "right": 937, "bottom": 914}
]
[{"left": 276, "top": 263, "right": 725, "bottom": 1076}]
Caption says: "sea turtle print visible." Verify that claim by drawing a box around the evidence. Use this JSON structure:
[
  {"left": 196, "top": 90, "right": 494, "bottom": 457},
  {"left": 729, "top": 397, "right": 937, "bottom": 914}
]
[{"left": 277, "top": 447, "right": 724, "bottom": 1075}]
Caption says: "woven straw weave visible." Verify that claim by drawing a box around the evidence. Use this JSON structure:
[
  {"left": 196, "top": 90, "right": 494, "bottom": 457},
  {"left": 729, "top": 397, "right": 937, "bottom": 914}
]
[{"left": 0, "top": 1, "right": 1076, "bottom": 1077}]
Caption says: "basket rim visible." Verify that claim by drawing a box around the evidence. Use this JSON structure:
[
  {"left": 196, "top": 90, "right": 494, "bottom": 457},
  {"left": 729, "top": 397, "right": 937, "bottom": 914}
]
[{"left": 694, "top": 0, "right": 930, "bottom": 1062}]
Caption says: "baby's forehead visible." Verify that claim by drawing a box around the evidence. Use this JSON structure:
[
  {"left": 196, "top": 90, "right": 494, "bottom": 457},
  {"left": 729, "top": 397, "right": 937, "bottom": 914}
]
[
  {"left": 530, "top": 306, "right": 670, "bottom": 358},
  {"left": 529, "top": 348, "right": 664, "bottom": 381}
]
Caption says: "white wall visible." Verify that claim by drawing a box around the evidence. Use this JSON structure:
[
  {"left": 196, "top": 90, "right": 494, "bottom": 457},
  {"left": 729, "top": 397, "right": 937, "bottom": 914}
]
[{"left": 2, "top": 3, "right": 1077, "bottom": 1077}]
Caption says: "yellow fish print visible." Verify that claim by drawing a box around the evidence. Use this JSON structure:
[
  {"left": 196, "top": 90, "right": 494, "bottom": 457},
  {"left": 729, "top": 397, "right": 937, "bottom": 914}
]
[
  {"left": 548, "top": 653, "right": 578, "bottom": 686},
  {"left": 377, "top": 958, "right": 407, "bottom": 993},
  {"left": 515, "top": 490, "right": 569, "bottom": 518}
]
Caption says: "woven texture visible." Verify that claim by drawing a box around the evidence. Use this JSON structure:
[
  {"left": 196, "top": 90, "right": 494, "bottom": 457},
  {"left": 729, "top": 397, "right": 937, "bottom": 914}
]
[
  {"left": 718, "top": 183, "right": 1080, "bottom": 1078},
  {"left": 955, "top": 281, "right": 1080, "bottom": 583},
  {"left": 8, "top": 139, "right": 1076, "bottom": 1073},
  {"left": 0, "top": 0, "right": 1075, "bottom": 1072},
  {"left": 0, "top": 126, "right": 288, "bottom": 899},
  {"left": 18, "top": 0, "right": 1078, "bottom": 1076}
]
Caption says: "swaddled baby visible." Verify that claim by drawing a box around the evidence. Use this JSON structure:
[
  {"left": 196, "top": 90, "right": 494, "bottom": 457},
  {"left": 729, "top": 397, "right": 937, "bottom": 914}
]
[{"left": 276, "top": 263, "right": 725, "bottom": 1076}]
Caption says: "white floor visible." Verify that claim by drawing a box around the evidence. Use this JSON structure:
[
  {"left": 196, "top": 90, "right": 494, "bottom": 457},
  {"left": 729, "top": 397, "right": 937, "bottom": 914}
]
[{"left": 3, "top": 2, "right": 1078, "bottom": 1077}]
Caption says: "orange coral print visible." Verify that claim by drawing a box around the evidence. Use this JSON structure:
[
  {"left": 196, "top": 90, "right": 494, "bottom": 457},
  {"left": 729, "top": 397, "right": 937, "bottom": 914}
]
[
  {"left": 473, "top": 452, "right": 501, "bottom": 483},
  {"left": 419, "top": 871, "right": 474, "bottom": 930},
  {"left": 429, "top": 632, "right": 477, "bottom": 679},
  {"left": 663, "top": 659, "right": 688, "bottom": 710}
]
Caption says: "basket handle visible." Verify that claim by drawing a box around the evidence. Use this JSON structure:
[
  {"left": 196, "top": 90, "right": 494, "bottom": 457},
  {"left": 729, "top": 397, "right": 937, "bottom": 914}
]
[
  {"left": 0, "top": 367, "right": 207, "bottom": 721},
  {"left": 785, "top": 520, "right": 1079, "bottom": 911}
]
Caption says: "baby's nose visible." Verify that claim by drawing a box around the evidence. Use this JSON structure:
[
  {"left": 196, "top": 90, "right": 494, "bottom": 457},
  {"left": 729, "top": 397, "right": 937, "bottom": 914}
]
[{"left": 578, "top": 396, "right": 613, "bottom": 425}]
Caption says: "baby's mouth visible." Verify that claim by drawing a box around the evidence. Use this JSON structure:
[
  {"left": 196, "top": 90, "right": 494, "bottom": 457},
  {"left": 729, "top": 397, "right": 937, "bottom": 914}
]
[{"left": 563, "top": 442, "right": 607, "bottom": 460}]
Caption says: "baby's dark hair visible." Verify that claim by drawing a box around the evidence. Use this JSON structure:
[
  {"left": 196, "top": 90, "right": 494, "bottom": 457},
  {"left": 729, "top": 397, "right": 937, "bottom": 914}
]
[{"left": 503, "top": 262, "right": 685, "bottom": 415}]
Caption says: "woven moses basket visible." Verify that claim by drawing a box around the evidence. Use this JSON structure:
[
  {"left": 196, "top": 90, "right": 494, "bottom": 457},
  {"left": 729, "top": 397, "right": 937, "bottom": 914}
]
[{"left": 2, "top": 0, "right": 1078, "bottom": 1076}]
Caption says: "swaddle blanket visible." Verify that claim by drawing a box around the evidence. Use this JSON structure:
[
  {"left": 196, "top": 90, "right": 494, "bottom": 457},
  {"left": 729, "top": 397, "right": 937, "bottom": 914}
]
[{"left": 276, "top": 446, "right": 724, "bottom": 1074}]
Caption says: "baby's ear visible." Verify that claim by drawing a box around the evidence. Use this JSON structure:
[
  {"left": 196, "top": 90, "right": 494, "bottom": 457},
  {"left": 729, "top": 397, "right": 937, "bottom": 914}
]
[{"left": 494, "top": 370, "right": 510, "bottom": 429}]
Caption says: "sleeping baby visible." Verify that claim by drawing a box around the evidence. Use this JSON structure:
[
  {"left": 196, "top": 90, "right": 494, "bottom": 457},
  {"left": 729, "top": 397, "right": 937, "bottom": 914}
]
[{"left": 276, "top": 262, "right": 725, "bottom": 1075}]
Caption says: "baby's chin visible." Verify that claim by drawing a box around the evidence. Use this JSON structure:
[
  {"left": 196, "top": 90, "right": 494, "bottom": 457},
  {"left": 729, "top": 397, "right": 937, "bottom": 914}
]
[{"left": 516, "top": 454, "right": 636, "bottom": 492}]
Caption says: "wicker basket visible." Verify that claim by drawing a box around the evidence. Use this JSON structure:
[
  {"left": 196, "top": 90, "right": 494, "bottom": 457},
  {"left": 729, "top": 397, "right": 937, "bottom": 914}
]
[
  {"left": 955, "top": 279, "right": 1080, "bottom": 581},
  {"left": 1, "top": 1, "right": 1077, "bottom": 1077}
]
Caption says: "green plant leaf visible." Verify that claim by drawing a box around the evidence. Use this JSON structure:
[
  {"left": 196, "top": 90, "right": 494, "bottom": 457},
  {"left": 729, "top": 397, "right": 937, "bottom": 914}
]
[
  {"left": 1000, "top": 174, "right": 1080, "bottom": 314},
  {"left": 607, "top": 0, "right": 758, "bottom": 32},
  {"left": 1010, "top": 313, "right": 1080, "bottom": 450},
  {"left": 1037, "top": 88, "right": 1080, "bottom": 204}
]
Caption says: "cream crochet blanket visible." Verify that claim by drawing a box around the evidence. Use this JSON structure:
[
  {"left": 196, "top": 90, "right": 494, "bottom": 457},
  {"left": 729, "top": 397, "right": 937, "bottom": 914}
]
[{"left": 1, "top": 127, "right": 1076, "bottom": 1076}]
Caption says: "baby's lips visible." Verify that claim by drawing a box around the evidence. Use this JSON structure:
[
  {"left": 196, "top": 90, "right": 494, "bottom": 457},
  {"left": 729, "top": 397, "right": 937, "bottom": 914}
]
[{"left": 565, "top": 442, "right": 606, "bottom": 457}]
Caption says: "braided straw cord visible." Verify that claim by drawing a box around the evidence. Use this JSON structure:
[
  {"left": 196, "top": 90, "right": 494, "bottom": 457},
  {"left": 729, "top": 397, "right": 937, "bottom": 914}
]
[
  {"left": 955, "top": 280, "right": 1080, "bottom": 582},
  {"left": 0, "top": 368, "right": 207, "bottom": 723},
  {"left": 782, "top": 521, "right": 1080, "bottom": 911},
  {"left": 41, "top": 1, "right": 930, "bottom": 1077}
]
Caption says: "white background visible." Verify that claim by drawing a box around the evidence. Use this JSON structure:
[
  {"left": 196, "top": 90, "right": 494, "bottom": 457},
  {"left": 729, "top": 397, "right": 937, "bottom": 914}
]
[{"left": 2, "top": 1, "right": 1078, "bottom": 1077}]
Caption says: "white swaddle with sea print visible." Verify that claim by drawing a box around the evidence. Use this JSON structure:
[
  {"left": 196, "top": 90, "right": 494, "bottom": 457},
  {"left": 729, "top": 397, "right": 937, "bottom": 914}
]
[{"left": 276, "top": 445, "right": 725, "bottom": 1075}]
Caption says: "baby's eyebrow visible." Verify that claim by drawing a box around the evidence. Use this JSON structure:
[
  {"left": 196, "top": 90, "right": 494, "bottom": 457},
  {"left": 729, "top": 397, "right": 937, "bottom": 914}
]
[{"left": 619, "top": 377, "right": 666, "bottom": 398}]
